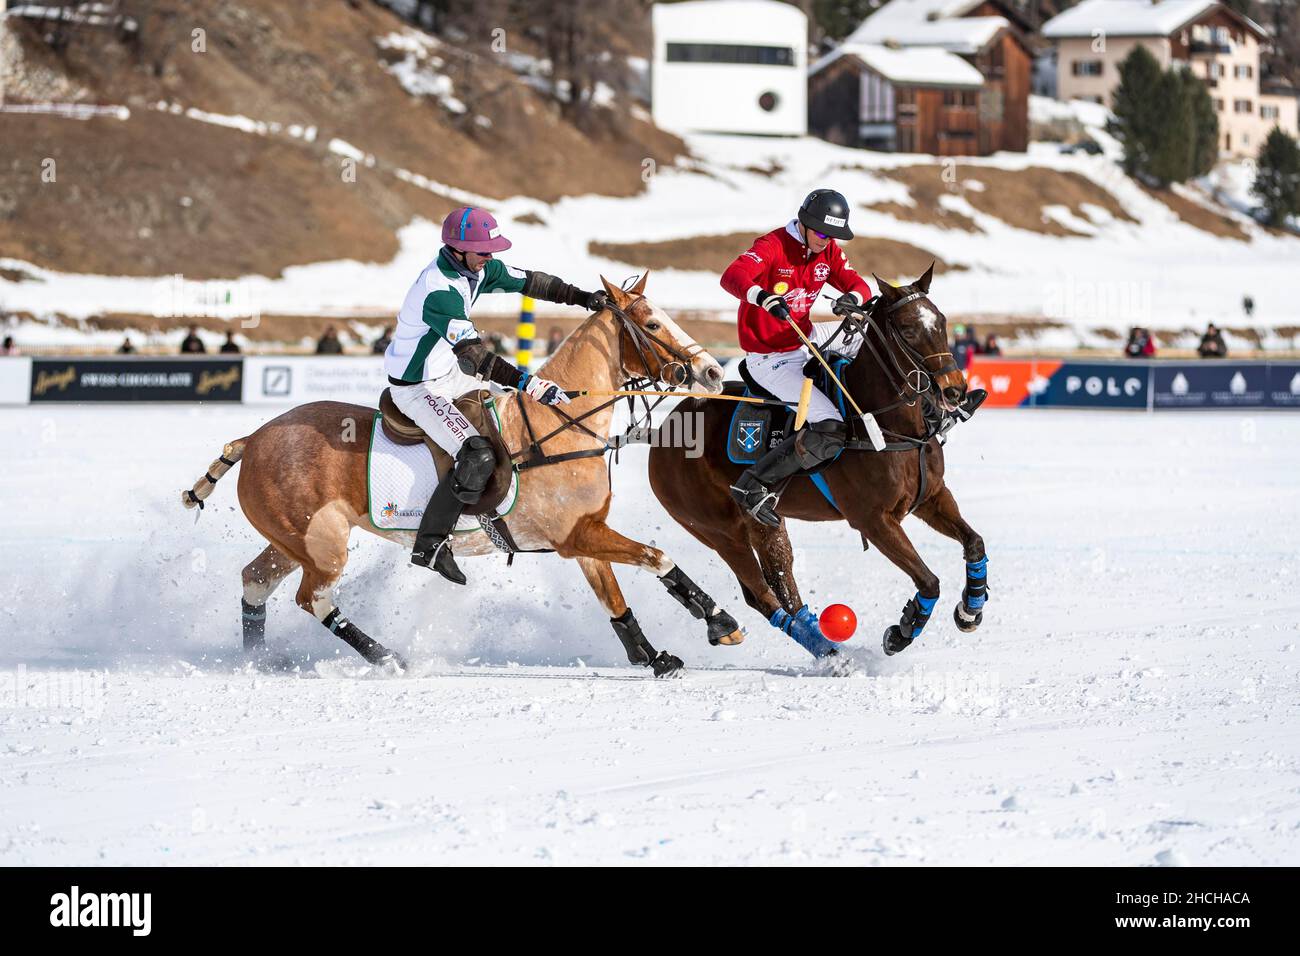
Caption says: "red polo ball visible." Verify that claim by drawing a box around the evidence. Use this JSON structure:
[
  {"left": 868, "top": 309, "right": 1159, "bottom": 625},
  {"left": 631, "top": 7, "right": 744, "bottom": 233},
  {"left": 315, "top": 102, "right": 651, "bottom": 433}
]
[{"left": 819, "top": 604, "right": 857, "bottom": 642}]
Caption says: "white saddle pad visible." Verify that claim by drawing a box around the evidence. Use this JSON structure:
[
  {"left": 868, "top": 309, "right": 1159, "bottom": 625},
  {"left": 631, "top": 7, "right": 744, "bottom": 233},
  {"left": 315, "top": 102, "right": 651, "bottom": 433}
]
[{"left": 367, "top": 413, "right": 518, "bottom": 533}]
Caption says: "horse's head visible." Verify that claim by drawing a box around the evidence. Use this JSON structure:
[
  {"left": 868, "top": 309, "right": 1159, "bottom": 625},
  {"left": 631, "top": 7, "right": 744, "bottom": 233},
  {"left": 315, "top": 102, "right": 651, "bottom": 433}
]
[
  {"left": 599, "top": 272, "right": 725, "bottom": 394},
  {"left": 870, "top": 264, "right": 967, "bottom": 411}
]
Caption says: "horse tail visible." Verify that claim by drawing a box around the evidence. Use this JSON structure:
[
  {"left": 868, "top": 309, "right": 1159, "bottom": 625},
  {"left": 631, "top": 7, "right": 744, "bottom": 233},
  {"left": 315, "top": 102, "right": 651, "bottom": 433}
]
[{"left": 181, "top": 438, "right": 246, "bottom": 511}]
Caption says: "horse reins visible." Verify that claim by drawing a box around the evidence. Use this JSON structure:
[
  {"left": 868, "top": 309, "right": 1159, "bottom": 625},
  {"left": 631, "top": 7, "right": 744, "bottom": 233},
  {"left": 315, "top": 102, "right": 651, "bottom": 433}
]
[{"left": 510, "top": 293, "right": 699, "bottom": 473}]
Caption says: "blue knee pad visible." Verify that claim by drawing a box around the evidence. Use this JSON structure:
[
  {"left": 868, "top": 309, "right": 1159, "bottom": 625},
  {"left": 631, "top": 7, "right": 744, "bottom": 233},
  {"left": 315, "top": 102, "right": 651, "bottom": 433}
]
[{"left": 770, "top": 605, "right": 838, "bottom": 658}]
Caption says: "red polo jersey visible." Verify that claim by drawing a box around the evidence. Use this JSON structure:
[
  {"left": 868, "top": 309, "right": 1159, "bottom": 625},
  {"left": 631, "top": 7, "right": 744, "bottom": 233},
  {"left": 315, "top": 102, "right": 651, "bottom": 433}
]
[{"left": 720, "top": 221, "right": 872, "bottom": 353}]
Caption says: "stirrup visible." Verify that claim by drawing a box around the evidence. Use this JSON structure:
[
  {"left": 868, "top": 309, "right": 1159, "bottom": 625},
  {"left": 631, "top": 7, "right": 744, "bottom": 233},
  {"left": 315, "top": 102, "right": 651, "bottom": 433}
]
[
  {"left": 730, "top": 482, "right": 782, "bottom": 527},
  {"left": 411, "top": 536, "right": 467, "bottom": 585}
]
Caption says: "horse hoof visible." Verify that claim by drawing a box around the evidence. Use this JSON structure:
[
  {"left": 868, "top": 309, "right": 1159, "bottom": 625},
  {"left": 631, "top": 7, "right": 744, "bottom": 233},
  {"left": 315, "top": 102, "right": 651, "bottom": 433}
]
[
  {"left": 366, "top": 645, "right": 407, "bottom": 673},
  {"left": 707, "top": 610, "right": 744, "bottom": 646},
  {"left": 953, "top": 603, "right": 983, "bottom": 633},
  {"left": 883, "top": 625, "right": 913, "bottom": 656},
  {"left": 649, "top": 651, "right": 684, "bottom": 677}
]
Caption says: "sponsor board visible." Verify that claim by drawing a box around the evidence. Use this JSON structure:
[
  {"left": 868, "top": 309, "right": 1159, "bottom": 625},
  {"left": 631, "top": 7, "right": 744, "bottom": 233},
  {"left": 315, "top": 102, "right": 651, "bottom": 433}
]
[
  {"left": 242, "top": 356, "right": 390, "bottom": 405},
  {"left": 1034, "top": 362, "right": 1149, "bottom": 409},
  {"left": 1153, "top": 363, "right": 1269, "bottom": 409},
  {"left": 29, "top": 358, "right": 242, "bottom": 402},
  {"left": 1266, "top": 363, "right": 1300, "bottom": 408},
  {"left": 0, "top": 357, "right": 32, "bottom": 405},
  {"left": 965, "top": 359, "right": 1053, "bottom": 407}
]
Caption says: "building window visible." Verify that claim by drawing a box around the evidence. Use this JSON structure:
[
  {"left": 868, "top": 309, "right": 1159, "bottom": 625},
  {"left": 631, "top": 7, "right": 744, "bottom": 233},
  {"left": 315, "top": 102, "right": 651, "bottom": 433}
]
[
  {"left": 1214, "top": 98, "right": 1224, "bottom": 112},
  {"left": 1071, "top": 60, "right": 1103, "bottom": 77},
  {"left": 1206, "top": 62, "right": 1223, "bottom": 78},
  {"left": 1233, "top": 99, "right": 1253, "bottom": 113},
  {"left": 1234, "top": 64, "right": 1252, "bottom": 79},
  {"left": 665, "top": 43, "right": 795, "bottom": 67},
  {"left": 942, "top": 89, "right": 978, "bottom": 108},
  {"left": 1261, "top": 104, "right": 1279, "bottom": 120}
]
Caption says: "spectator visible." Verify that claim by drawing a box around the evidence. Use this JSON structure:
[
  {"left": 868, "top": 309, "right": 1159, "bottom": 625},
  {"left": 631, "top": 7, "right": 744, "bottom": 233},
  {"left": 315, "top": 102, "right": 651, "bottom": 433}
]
[
  {"left": 1, "top": 335, "right": 17, "bottom": 356},
  {"left": 315, "top": 326, "right": 344, "bottom": 355},
  {"left": 180, "top": 325, "right": 206, "bottom": 354},
  {"left": 1242, "top": 295, "right": 1254, "bottom": 319},
  {"left": 117, "top": 336, "right": 136, "bottom": 355},
  {"left": 219, "top": 330, "right": 242, "bottom": 355},
  {"left": 545, "top": 326, "right": 565, "bottom": 356},
  {"left": 1124, "top": 327, "right": 1156, "bottom": 358},
  {"left": 952, "top": 324, "right": 980, "bottom": 370},
  {"left": 1197, "top": 323, "right": 1228, "bottom": 359},
  {"left": 372, "top": 326, "right": 393, "bottom": 355},
  {"left": 983, "top": 333, "right": 1002, "bottom": 357}
]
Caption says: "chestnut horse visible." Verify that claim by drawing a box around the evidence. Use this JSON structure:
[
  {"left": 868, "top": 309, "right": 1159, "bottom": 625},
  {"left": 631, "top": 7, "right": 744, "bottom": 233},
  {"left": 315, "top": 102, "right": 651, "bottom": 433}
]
[
  {"left": 648, "top": 266, "right": 989, "bottom": 659},
  {"left": 181, "top": 274, "right": 744, "bottom": 676}
]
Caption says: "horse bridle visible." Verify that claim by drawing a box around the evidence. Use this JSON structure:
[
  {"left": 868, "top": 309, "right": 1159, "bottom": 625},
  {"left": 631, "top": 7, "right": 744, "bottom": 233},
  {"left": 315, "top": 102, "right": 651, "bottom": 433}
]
[
  {"left": 841, "top": 290, "right": 960, "bottom": 408},
  {"left": 510, "top": 291, "right": 706, "bottom": 472},
  {"left": 604, "top": 293, "right": 705, "bottom": 390}
]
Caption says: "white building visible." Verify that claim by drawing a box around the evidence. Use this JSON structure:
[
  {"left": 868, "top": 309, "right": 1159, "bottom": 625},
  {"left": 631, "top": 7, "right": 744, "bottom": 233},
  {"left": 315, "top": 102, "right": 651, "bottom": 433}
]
[{"left": 651, "top": 0, "right": 807, "bottom": 136}]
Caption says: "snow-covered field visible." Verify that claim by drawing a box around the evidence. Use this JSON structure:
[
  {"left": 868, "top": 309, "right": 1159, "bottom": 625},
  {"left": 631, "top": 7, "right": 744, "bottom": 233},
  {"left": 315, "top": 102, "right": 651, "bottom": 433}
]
[{"left": 1, "top": 404, "right": 1297, "bottom": 865}]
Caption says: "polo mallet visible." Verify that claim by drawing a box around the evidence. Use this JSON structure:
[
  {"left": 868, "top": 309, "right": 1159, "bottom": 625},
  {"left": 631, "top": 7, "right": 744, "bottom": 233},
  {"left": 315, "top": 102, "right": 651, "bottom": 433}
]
[
  {"left": 783, "top": 316, "right": 887, "bottom": 451},
  {"left": 564, "top": 388, "right": 786, "bottom": 407}
]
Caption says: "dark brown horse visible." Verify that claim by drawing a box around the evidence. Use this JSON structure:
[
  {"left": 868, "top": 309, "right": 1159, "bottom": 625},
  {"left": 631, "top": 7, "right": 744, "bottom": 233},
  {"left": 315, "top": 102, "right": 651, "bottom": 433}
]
[{"left": 648, "top": 266, "right": 988, "bottom": 660}]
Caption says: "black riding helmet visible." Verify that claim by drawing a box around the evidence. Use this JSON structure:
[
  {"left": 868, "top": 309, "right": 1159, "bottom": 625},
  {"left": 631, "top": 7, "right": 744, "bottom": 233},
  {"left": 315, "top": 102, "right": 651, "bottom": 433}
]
[{"left": 797, "top": 188, "right": 853, "bottom": 241}]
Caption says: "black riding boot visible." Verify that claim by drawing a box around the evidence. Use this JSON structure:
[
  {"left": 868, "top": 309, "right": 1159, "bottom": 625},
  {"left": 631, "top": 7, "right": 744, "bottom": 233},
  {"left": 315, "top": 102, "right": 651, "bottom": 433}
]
[
  {"left": 730, "top": 420, "right": 846, "bottom": 527},
  {"left": 411, "top": 475, "right": 468, "bottom": 585},
  {"left": 411, "top": 435, "right": 498, "bottom": 585},
  {"left": 730, "top": 433, "right": 803, "bottom": 527}
]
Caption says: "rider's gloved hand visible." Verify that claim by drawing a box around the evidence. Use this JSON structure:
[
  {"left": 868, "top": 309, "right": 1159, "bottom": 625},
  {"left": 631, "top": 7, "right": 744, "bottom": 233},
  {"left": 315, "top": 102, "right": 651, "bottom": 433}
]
[
  {"left": 522, "top": 374, "right": 571, "bottom": 406},
  {"left": 756, "top": 289, "right": 792, "bottom": 322},
  {"left": 832, "top": 292, "right": 864, "bottom": 316},
  {"left": 584, "top": 290, "right": 608, "bottom": 313}
]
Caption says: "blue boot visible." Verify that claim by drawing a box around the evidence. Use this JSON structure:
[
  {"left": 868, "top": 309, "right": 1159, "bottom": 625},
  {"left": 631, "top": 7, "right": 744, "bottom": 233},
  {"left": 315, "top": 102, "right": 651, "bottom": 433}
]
[{"left": 770, "top": 605, "right": 838, "bottom": 658}]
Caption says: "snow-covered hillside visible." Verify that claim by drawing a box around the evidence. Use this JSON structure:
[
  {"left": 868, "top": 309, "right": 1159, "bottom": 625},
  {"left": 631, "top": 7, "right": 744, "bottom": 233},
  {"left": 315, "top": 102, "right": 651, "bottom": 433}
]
[
  {"left": 4, "top": 117, "right": 1297, "bottom": 344},
  {"left": 0, "top": 404, "right": 1296, "bottom": 864}
]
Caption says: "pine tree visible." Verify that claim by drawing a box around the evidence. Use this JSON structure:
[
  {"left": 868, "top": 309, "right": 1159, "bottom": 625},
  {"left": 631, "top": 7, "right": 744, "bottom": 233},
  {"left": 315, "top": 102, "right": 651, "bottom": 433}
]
[
  {"left": 1147, "top": 70, "right": 1194, "bottom": 186},
  {"left": 1181, "top": 69, "right": 1219, "bottom": 178},
  {"left": 1108, "top": 46, "right": 1163, "bottom": 177},
  {"left": 1252, "top": 127, "right": 1300, "bottom": 227}
]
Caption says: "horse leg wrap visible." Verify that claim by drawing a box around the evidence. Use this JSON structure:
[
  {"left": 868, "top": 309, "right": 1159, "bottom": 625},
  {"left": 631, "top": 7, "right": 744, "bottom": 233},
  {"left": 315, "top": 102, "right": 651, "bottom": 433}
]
[
  {"left": 902, "top": 593, "right": 938, "bottom": 640},
  {"left": 770, "top": 605, "right": 837, "bottom": 659},
  {"left": 610, "top": 609, "right": 682, "bottom": 677},
  {"left": 962, "top": 556, "right": 988, "bottom": 612},
  {"left": 241, "top": 599, "right": 266, "bottom": 651},
  {"left": 322, "top": 608, "right": 404, "bottom": 669},
  {"left": 610, "top": 608, "right": 656, "bottom": 665}
]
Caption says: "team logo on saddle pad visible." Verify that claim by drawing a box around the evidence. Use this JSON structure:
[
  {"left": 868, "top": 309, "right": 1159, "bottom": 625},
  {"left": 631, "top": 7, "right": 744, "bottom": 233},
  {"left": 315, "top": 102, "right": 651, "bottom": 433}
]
[{"left": 738, "top": 420, "right": 764, "bottom": 453}]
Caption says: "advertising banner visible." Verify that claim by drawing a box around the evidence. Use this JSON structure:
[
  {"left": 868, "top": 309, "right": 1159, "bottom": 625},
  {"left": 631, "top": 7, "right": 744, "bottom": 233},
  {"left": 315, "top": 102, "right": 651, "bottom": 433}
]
[
  {"left": 1266, "top": 363, "right": 1300, "bottom": 409},
  {"left": 1152, "top": 363, "right": 1270, "bottom": 409},
  {"left": 242, "top": 356, "right": 389, "bottom": 405},
  {"left": 1033, "top": 362, "right": 1150, "bottom": 409},
  {"left": 28, "top": 358, "right": 243, "bottom": 402},
  {"left": 965, "top": 359, "right": 1050, "bottom": 408},
  {"left": 0, "top": 358, "right": 32, "bottom": 405}
]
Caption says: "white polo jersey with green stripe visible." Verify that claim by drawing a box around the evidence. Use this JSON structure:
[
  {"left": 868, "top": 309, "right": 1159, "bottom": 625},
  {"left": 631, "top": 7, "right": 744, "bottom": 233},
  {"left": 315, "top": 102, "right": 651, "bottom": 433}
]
[{"left": 384, "top": 249, "right": 527, "bottom": 383}]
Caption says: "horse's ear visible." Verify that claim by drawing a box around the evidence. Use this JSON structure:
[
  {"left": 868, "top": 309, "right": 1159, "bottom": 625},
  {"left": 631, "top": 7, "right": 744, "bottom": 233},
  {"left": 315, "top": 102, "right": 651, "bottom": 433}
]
[
  {"left": 873, "top": 273, "right": 898, "bottom": 301},
  {"left": 600, "top": 275, "right": 628, "bottom": 307},
  {"left": 915, "top": 261, "right": 935, "bottom": 294},
  {"left": 629, "top": 271, "right": 649, "bottom": 296}
]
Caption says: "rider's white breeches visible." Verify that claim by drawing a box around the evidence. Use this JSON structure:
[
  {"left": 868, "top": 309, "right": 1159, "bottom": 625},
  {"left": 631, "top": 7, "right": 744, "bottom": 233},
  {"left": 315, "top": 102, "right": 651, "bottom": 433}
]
[
  {"left": 745, "top": 321, "right": 864, "bottom": 424},
  {"left": 390, "top": 372, "right": 481, "bottom": 456}
]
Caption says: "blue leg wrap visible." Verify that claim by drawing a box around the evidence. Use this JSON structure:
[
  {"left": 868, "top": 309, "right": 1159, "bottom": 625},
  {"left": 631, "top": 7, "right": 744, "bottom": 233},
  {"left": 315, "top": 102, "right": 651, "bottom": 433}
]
[
  {"left": 770, "top": 605, "right": 838, "bottom": 659},
  {"left": 964, "top": 556, "right": 988, "bottom": 610},
  {"left": 906, "top": 593, "right": 938, "bottom": 639}
]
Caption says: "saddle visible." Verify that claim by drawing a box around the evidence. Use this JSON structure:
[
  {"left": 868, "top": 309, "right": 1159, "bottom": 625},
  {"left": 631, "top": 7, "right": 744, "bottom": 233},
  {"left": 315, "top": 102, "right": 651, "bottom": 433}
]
[
  {"left": 378, "top": 387, "right": 515, "bottom": 517},
  {"left": 725, "top": 356, "right": 854, "bottom": 465}
]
